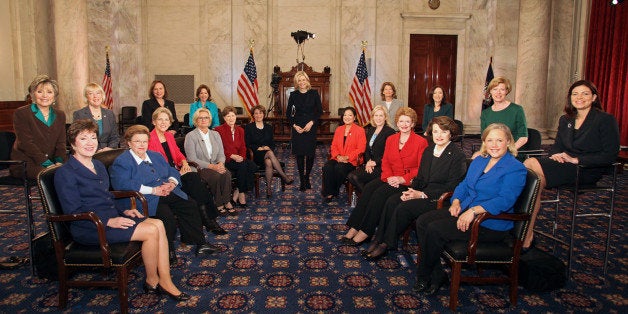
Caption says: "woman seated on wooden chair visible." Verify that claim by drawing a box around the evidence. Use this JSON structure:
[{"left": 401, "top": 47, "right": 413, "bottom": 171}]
[
  {"left": 244, "top": 104, "right": 293, "bottom": 198},
  {"left": 413, "top": 123, "right": 527, "bottom": 296},
  {"left": 55, "top": 119, "right": 190, "bottom": 301},
  {"left": 363, "top": 116, "right": 467, "bottom": 260},
  {"left": 321, "top": 107, "right": 366, "bottom": 203}
]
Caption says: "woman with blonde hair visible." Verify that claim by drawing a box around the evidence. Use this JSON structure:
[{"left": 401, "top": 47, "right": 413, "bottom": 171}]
[{"left": 73, "top": 82, "right": 119, "bottom": 151}]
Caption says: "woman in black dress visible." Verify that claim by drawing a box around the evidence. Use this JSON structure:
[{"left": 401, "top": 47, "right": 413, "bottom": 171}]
[
  {"left": 245, "top": 105, "right": 293, "bottom": 198},
  {"left": 287, "top": 71, "right": 323, "bottom": 191},
  {"left": 141, "top": 80, "right": 179, "bottom": 133},
  {"left": 346, "top": 105, "right": 396, "bottom": 193}
]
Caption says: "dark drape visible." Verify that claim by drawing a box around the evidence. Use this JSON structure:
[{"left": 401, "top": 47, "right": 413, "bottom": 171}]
[{"left": 585, "top": 2, "right": 628, "bottom": 146}]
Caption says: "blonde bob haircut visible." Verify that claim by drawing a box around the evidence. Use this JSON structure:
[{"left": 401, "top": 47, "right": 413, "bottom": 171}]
[
  {"left": 293, "top": 71, "right": 311, "bottom": 90},
  {"left": 478, "top": 123, "right": 518, "bottom": 157},
  {"left": 192, "top": 107, "right": 212, "bottom": 127},
  {"left": 368, "top": 105, "right": 390, "bottom": 127},
  {"left": 152, "top": 107, "right": 174, "bottom": 123},
  {"left": 83, "top": 83, "right": 105, "bottom": 104},
  {"left": 487, "top": 76, "right": 512, "bottom": 95}
]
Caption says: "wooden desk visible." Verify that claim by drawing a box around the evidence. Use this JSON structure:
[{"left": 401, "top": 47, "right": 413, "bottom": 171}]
[{"left": 237, "top": 114, "right": 341, "bottom": 143}]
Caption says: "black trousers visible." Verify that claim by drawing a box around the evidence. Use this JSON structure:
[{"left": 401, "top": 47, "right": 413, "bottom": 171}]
[
  {"left": 345, "top": 180, "right": 406, "bottom": 236},
  {"left": 155, "top": 193, "right": 206, "bottom": 246},
  {"left": 346, "top": 166, "right": 381, "bottom": 193},
  {"left": 415, "top": 209, "right": 509, "bottom": 280},
  {"left": 322, "top": 160, "right": 355, "bottom": 197},
  {"left": 225, "top": 159, "right": 257, "bottom": 192},
  {"left": 180, "top": 171, "right": 219, "bottom": 219},
  {"left": 374, "top": 194, "right": 438, "bottom": 249}
]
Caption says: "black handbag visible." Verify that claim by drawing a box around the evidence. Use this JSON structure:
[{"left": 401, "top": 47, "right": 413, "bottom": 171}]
[
  {"left": 518, "top": 247, "right": 566, "bottom": 292},
  {"left": 32, "top": 232, "right": 58, "bottom": 281}
]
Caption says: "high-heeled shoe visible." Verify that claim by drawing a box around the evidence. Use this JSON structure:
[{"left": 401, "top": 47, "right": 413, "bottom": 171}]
[
  {"left": 340, "top": 237, "right": 356, "bottom": 245},
  {"left": 157, "top": 284, "right": 191, "bottom": 302},
  {"left": 412, "top": 279, "right": 430, "bottom": 293},
  {"left": 283, "top": 177, "right": 294, "bottom": 185},
  {"left": 365, "top": 243, "right": 388, "bottom": 260},
  {"left": 424, "top": 276, "right": 447, "bottom": 296},
  {"left": 195, "top": 243, "right": 217, "bottom": 256},
  {"left": 361, "top": 241, "right": 379, "bottom": 256},
  {"left": 143, "top": 282, "right": 159, "bottom": 294},
  {"left": 236, "top": 200, "right": 248, "bottom": 208}
]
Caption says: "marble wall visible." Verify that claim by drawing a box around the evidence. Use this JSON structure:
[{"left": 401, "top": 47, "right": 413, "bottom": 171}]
[{"left": 2, "top": 0, "right": 588, "bottom": 136}]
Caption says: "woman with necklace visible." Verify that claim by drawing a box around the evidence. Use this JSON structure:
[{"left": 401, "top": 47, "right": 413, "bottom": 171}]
[
  {"left": 56, "top": 119, "right": 191, "bottom": 301},
  {"left": 521, "top": 80, "right": 619, "bottom": 249},
  {"left": 380, "top": 82, "right": 404, "bottom": 130},
  {"left": 347, "top": 105, "right": 396, "bottom": 193},
  {"left": 479, "top": 77, "right": 528, "bottom": 150},
  {"left": 73, "top": 82, "right": 119, "bottom": 151},
  {"left": 215, "top": 106, "right": 257, "bottom": 207},
  {"left": 10, "top": 75, "right": 67, "bottom": 179},
  {"left": 321, "top": 107, "right": 366, "bottom": 203},
  {"left": 287, "top": 71, "right": 323, "bottom": 191},
  {"left": 342, "top": 107, "right": 428, "bottom": 246},
  {"left": 141, "top": 80, "right": 179, "bottom": 133},
  {"left": 244, "top": 105, "right": 293, "bottom": 198},
  {"left": 412, "top": 123, "right": 526, "bottom": 296},
  {"left": 422, "top": 85, "right": 453, "bottom": 134},
  {"left": 189, "top": 84, "right": 220, "bottom": 129},
  {"left": 363, "top": 116, "right": 467, "bottom": 260}
]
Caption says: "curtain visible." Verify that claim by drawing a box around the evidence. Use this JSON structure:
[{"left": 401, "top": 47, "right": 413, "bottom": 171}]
[{"left": 585, "top": 1, "right": 627, "bottom": 146}]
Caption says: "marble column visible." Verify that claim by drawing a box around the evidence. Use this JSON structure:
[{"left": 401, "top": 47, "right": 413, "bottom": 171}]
[
  {"left": 514, "top": 0, "right": 551, "bottom": 129},
  {"left": 52, "top": 0, "right": 89, "bottom": 115}
]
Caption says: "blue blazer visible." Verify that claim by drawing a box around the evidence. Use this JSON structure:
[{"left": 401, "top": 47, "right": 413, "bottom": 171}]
[
  {"left": 55, "top": 156, "right": 126, "bottom": 244},
  {"left": 452, "top": 153, "right": 526, "bottom": 231},
  {"left": 109, "top": 150, "right": 187, "bottom": 216},
  {"left": 73, "top": 106, "right": 120, "bottom": 149}
]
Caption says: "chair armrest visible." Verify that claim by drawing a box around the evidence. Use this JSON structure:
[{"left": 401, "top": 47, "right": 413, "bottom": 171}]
[
  {"left": 465, "top": 211, "right": 531, "bottom": 263},
  {"left": 436, "top": 191, "right": 453, "bottom": 209},
  {"left": 111, "top": 190, "right": 149, "bottom": 217},
  {"left": 47, "top": 211, "right": 113, "bottom": 267}
]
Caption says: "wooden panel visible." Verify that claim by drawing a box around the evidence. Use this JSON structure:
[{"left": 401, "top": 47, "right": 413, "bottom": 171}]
[{"left": 0, "top": 101, "right": 28, "bottom": 132}]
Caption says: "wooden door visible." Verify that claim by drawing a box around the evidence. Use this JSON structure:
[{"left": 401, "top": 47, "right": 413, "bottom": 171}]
[{"left": 408, "top": 34, "right": 457, "bottom": 131}]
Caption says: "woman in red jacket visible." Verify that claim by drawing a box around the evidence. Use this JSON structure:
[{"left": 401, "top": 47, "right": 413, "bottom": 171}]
[
  {"left": 215, "top": 106, "right": 258, "bottom": 207},
  {"left": 342, "top": 107, "right": 428, "bottom": 245},
  {"left": 322, "top": 107, "right": 366, "bottom": 203}
]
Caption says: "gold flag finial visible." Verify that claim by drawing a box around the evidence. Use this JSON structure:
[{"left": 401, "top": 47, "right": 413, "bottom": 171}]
[
  {"left": 105, "top": 45, "right": 110, "bottom": 53},
  {"left": 361, "top": 41, "right": 368, "bottom": 50},
  {"left": 248, "top": 39, "right": 255, "bottom": 52}
]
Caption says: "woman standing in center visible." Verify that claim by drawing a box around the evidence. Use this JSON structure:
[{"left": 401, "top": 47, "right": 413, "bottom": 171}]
[
  {"left": 321, "top": 107, "right": 366, "bottom": 203},
  {"left": 215, "top": 106, "right": 258, "bottom": 207},
  {"left": 422, "top": 85, "right": 453, "bottom": 134},
  {"left": 141, "top": 80, "right": 179, "bottom": 133},
  {"left": 189, "top": 84, "right": 220, "bottom": 129},
  {"left": 380, "top": 82, "right": 404, "bottom": 131},
  {"left": 287, "top": 71, "right": 323, "bottom": 191},
  {"left": 342, "top": 107, "right": 429, "bottom": 245}
]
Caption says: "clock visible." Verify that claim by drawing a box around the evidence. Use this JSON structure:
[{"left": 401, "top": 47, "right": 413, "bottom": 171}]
[{"left": 428, "top": 0, "right": 440, "bottom": 10}]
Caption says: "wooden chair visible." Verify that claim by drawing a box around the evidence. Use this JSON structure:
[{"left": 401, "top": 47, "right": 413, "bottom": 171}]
[
  {"left": 401, "top": 191, "right": 453, "bottom": 250},
  {"left": 37, "top": 165, "right": 149, "bottom": 314},
  {"left": 442, "top": 169, "right": 540, "bottom": 311},
  {"left": 248, "top": 148, "right": 286, "bottom": 198}
]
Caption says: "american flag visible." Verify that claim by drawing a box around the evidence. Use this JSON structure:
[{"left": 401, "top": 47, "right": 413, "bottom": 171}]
[
  {"left": 348, "top": 50, "right": 372, "bottom": 125},
  {"left": 102, "top": 51, "right": 113, "bottom": 109},
  {"left": 482, "top": 58, "right": 494, "bottom": 111},
  {"left": 237, "top": 50, "right": 260, "bottom": 117}
]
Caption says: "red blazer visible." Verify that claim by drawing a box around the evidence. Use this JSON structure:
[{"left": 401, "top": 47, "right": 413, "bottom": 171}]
[
  {"left": 148, "top": 129, "right": 186, "bottom": 168},
  {"left": 330, "top": 124, "right": 366, "bottom": 166},
  {"left": 215, "top": 124, "right": 246, "bottom": 158},
  {"left": 380, "top": 132, "right": 428, "bottom": 185}
]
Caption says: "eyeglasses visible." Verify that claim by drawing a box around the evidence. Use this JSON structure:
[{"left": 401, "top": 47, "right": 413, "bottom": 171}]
[{"left": 131, "top": 140, "right": 148, "bottom": 145}]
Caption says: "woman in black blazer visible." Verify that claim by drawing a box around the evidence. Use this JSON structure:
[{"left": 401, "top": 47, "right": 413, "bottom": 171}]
[
  {"left": 347, "top": 105, "right": 396, "bottom": 192},
  {"left": 522, "top": 80, "right": 620, "bottom": 248},
  {"left": 141, "top": 80, "right": 179, "bottom": 133},
  {"left": 73, "top": 82, "right": 119, "bottom": 151},
  {"left": 363, "top": 116, "right": 467, "bottom": 260}
]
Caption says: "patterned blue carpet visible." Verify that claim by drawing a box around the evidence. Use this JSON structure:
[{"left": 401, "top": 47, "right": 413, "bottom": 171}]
[{"left": 0, "top": 143, "right": 626, "bottom": 313}]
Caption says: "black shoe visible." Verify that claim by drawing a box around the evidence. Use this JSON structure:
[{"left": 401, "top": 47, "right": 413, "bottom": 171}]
[
  {"left": 412, "top": 279, "right": 430, "bottom": 293},
  {"left": 169, "top": 251, "right": 177, "bottom": 265},
  {"left": 195, "top": 243, "right": 217, "bottom": 256},
  {"left": 424, "top": 276, "right": 447, "bottom": 296},
  {"left": 340, "top": 236, "right": 356, "bottom": 245},
  {"left": 324, "top": 195, "right": 333, "bottom": 203},
  {"left": 236, "top": 200, "right": 248, "bottom": 208},
  {"left": 365, "top": 243, "right": 388, "bottom": 260},
  {"left": 143, "top": 282, "right": 159, "bottom": 294},
  {"left": 283, "top": 177, "right": 294, "bottom": 185},
  {"left": 305, "top": 177, "right": 312, "bottom": 189},
  {"left": 207, "top": 219, "right": 227, "bottom": 235},
  {"left": 299, "top": 181, "right": 306, "bottom": 191},
  {"left": 157, "top": 284, "right": 191, "bottom": 302}
]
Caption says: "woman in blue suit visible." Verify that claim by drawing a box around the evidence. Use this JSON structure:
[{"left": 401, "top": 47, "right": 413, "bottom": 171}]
[
  {"left": 109, "top": 125, "right": 217, "bottom": 261},
  {"left": 72, "top": 83, "right": 119, "bottom": 151},
  {"left": 413, "top": 123, "right": 527, "bottom": 296},
  {"left": 55, "top": 119, "right": 190, "bottom": 301}
]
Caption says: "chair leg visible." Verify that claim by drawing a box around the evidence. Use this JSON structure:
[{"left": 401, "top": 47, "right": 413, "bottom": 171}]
[
  {"left": 449, "top": 262, "right": 462, "bottom": 311},
  {"left": 345, "top": 181, "right": 353, "bottom": 205},
  {"left": 254, "top": 174, "right": 260, "bottom": 198},
  {"left": 509, "top": 261, "right": 519, "bottom": 305},
  {"left": 117, "top": 267, "right": 129, "bottom": 314},
  {"left": 58, "top": 267, "right": 69, "bottom": 309}
]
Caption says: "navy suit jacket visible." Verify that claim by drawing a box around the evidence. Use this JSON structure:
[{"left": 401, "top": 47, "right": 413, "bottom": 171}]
[
  {"left": 73, "top": 106, "right": 120, "bottom": 149},
  {"left": 452, "top": 153, "right": 526, "bottom": 231},
  {"left": 109, "top": 150, "right": 187, "bottom": 216}
]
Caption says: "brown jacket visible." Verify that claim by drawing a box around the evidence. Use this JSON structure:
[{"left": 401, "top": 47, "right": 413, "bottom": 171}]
[{"left": 10, "top": 105, "right": 67, "bottom": 179}]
